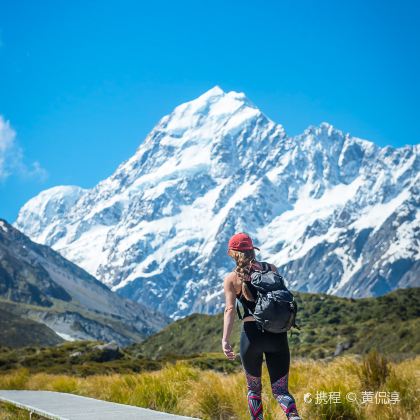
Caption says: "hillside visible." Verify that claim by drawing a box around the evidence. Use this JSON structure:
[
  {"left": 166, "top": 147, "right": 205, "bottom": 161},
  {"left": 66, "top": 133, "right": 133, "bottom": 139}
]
[
  {"left": 0, "top": 308, "right": 63, "bottom": 348},
  {"left": 0, "top": 219, "right": 169, "bottom": 346},
  {"left": 134, "top": 287, "right": 420, "bottom": 359}
]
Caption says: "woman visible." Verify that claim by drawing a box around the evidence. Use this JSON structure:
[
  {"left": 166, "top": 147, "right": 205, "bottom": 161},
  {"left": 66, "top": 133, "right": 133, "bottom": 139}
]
[{"left": 222, "top": 232, "right": 301, "bottom": 420}]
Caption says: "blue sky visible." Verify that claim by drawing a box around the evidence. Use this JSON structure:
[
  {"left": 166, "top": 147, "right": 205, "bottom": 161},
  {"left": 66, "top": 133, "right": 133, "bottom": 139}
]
[{"left": 1, "top": 0, "right": 419, "bottom": 222}]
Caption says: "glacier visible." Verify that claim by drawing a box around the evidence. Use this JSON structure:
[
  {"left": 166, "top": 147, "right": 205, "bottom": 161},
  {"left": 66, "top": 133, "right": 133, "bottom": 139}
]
[{"left": 14, "top": 86, "right": 420, "bottom": 318}]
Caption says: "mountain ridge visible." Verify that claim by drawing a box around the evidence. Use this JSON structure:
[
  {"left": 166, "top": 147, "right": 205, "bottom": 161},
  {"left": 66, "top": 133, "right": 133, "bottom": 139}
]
[{"left": 0, "top": 219, "right": 169, "bottom": 344}]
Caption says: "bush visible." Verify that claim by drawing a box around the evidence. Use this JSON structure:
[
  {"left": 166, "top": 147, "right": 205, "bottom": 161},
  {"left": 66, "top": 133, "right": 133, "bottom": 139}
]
[
  {"left": 127, "top": 362, "right": 198, "bottom": 413},
  {"left": 0, "top": 368, "right": 29, "bottom": 389},
  {"left": 358, "top": 349, "right": 390, "bottom": 390},
  {"left": 183, "top": 371, "right": 237, "bottom": 419}
]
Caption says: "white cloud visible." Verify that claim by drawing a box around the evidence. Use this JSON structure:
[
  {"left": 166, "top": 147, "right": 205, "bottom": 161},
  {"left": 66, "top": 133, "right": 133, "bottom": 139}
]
[
  {"left": 0, "top": 116, "right": 16, "bottom": 180},
  {"left": 0, "top": 115, "right": 48, "bottom": 182}
]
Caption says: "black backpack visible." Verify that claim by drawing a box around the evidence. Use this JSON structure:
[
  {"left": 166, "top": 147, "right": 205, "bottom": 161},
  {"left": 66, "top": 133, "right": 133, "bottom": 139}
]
[{"left": 237, "top": 262, "right": 300, "bottom": 333}]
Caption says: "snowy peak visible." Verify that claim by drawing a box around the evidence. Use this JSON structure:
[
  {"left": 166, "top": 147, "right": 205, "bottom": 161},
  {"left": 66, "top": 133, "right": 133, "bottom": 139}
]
[
  {"left": 16, "top": 185, "right": 87, "bottom": 243},
  {"left": 20, "top": 185, "right": 86, "bottom": 217},
  {"left": 180, "top": 85, "right": 250, "bottom": 112},
  {"left": 156, "top": 86, "right": 263, "bottom": 143},
  {"left": 194, "top": 85, "right": 225, "bottom": 100},
  {"left": 108, "top": 87, "right": 285, "bottom": 193}
]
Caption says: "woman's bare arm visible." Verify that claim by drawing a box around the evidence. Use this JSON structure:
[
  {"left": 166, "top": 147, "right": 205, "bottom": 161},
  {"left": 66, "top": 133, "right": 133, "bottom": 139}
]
[{"left": 222, "top": 273, "right": 236, "bottom": 360}]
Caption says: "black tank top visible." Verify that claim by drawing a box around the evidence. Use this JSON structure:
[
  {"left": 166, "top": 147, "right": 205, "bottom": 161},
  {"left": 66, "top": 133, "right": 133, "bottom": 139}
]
[{"left": 236, "top": 288, "right": 257, "bottom": 318}]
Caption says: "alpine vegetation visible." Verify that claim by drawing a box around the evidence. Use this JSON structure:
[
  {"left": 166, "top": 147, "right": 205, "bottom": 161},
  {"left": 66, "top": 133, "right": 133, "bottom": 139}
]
[{"left": 14, "top": 87, "right": 420, "bottom": 318}]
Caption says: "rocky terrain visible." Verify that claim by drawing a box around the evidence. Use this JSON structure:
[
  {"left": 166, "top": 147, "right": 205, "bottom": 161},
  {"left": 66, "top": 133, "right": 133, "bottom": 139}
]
[{"left": 0, "top": 219, "right": 169, "bottom": 345}]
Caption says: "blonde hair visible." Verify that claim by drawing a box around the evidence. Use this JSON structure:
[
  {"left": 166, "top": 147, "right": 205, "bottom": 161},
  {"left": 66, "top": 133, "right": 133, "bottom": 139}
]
[{"left": 228, "top": 248, "right": 256, "bottom": 301}]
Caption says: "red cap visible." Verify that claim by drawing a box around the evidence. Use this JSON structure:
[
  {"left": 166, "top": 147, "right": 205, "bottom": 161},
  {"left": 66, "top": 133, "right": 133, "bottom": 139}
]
[{"left": 227, "top": 232, "right": 260, "bottom": 252}]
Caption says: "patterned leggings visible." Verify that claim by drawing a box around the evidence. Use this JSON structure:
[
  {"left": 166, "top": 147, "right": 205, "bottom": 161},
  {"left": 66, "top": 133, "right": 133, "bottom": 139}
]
[{"left": 240, "top": 321, "right": 300, "bottom": 419}]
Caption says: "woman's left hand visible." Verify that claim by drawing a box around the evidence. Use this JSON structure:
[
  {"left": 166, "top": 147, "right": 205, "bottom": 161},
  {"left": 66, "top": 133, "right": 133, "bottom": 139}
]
[{"left": 222, "top": 339, "right": 236, "bottom": 360}]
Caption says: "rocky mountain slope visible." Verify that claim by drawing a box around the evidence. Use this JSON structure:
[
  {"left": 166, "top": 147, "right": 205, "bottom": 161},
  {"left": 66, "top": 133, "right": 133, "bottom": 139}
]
[
  {"left": 14, "top": 87, "right": 419, "bottom": 318},
  {"left": 0, "top": 307, "right": 63, "bottom": 348},
  {"left": 0, "top": 219, "right": 169, "bottom": 345}
]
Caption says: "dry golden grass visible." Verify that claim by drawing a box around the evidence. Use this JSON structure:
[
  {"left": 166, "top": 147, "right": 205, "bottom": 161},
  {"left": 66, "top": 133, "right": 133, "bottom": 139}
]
[
  {"left": 0, "top": 402, "right": 46, "bottom": 419},
  {"left": 0, "top": 354, "right": 418, "bottom": 419}
]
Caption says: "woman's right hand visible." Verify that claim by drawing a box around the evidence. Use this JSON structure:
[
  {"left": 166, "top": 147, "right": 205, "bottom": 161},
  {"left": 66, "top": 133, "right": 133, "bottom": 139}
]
[{"left": 222, "top": 339, "right": 236, "bottom": 360}]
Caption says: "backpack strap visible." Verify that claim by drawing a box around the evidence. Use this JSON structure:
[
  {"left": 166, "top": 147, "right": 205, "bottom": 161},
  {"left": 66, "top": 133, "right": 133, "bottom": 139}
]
[
  {"left": 235, "top": 299, "right": 244, "bottom": 320},
  {"left": 260, "top": 261, "right": 271, "bottom": 272}
]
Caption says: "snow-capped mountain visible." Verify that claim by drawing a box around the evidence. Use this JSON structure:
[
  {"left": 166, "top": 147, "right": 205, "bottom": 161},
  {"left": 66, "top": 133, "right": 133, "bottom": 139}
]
[{"left": 14, "top": 87, "right": 420, "bottom": 318}]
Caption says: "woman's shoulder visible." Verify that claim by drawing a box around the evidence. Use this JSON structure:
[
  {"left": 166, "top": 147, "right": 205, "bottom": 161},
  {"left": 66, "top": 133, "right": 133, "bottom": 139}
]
[
  {"left": 224, "top": 271, "right": 242, "bottom": 297},
  {"left": 223, "top": 271, "right": 237, "bottom": 287}
]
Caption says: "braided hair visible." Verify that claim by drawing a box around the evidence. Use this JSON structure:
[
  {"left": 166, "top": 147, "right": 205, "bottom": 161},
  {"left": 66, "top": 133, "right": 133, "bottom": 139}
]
[{"left": 228, "top": 248, "right": 256, "bottom": 301}]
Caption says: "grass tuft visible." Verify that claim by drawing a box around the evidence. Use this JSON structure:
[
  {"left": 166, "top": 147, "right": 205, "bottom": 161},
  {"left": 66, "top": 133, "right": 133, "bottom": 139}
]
[{"left": 358, "top": 349, "right": 390, "bottom": 390}]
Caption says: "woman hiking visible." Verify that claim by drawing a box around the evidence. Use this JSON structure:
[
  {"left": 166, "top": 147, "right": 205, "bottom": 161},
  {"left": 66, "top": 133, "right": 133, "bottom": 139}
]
[{"left": 222, "top": 232, "right": 301, "bottom": 420}]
